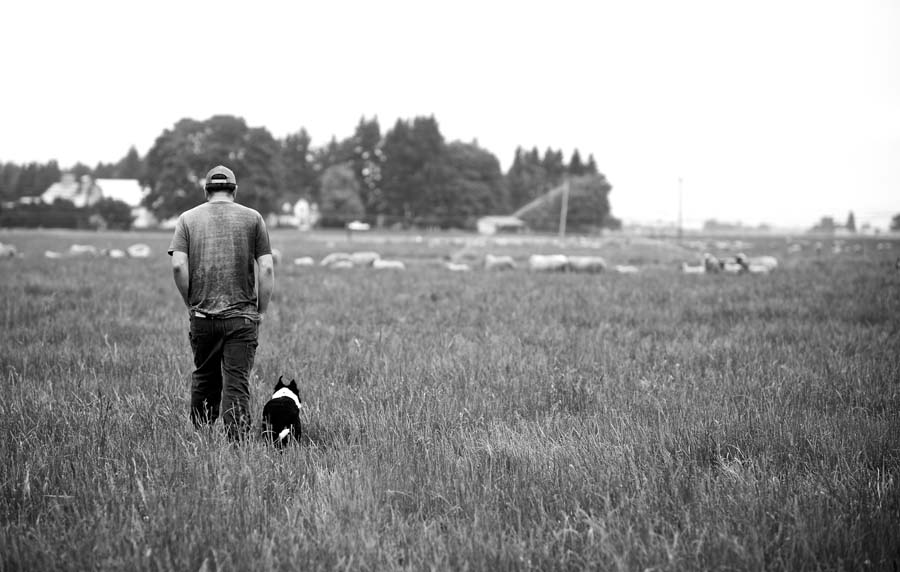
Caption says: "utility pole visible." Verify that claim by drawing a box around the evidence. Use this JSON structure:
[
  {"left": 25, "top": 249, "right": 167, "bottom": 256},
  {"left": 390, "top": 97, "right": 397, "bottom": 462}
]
[
  {"left": 677, "top": 176, "right": 683, "bottom": 240},
  {"left": 559, "top": 178, "right": 569, "bottom": 238}
]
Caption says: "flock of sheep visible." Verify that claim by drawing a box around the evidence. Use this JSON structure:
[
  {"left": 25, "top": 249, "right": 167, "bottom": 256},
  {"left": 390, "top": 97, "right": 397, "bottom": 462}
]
[
  {"left": 41, "top": 243, "right": 153, "bottom": 259},
  {"left": 681, "top": 252, "right": 779, "bottom": 275},
  {"left": 290, "top": 250, "right": 639, "bottom": 274}
]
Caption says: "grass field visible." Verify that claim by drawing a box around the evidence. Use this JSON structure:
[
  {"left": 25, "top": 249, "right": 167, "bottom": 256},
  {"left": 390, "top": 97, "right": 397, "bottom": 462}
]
[{"left": 1, "top": 228, "right": 899, "bottom": 571}]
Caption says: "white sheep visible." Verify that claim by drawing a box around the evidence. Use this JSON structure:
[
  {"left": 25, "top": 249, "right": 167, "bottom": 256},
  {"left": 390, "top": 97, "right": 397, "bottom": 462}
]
[
  {"left": 330, "top": 260, "right": 355, "bottom": 270},
  {"left": 293, "top": 256, "right": 315, "bottom": 266},
  {"left": 69, "top": 244, "right": 99, "bottom": 256},
  {"left": 349, "top": 251, "right": 381, "bottom": 266},
  {"left": 737, "top": 253, "right": 778, "bottom": 273},
  {"left": 444, "top": 261, "right": 471, "bottom": 272},
  {"left": 614, "top": 264, "right": 639, "bottom": 274},
  {"left": 372, "top": 259, "right": 405, "bottom": 270},
  {"left": 484, "top": 254, "right": 517, "bottom": 271},
  {"left": 0, "top": 242, "right": 18, "bottom": 257},
  {"left": 320, "top": 252, "right": 352, "bottom": 267},
  {"left": 528, "top": 254, "right": 568, "bottom": 272},
  {"left": 682, "top": 261, "right": 706, "bottom": 274},
  {"left": 127, "top": 243, "right": 152, "bottom": 258},
  {"left": 568, "top": 255, "right": 607, "bottom": 273}
]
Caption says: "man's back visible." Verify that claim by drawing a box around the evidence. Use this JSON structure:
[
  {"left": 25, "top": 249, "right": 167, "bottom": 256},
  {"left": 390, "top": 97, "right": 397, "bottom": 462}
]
[{"left": 168, "top": 201, "right": 271, "bottom": 319}]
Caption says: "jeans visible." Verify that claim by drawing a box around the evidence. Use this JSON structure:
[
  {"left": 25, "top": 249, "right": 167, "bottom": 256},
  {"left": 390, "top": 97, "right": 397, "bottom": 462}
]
[{"left": 188, "top": 315, "right": 258, "bottom": 440}]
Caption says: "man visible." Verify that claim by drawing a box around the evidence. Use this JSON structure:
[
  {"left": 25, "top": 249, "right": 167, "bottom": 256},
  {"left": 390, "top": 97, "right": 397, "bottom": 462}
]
[{"left": 168, "top": 165, "right": 275, "bottom": 440}]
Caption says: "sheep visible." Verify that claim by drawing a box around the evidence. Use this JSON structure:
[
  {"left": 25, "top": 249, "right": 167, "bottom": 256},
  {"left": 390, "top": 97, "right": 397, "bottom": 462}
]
[
  {"left": 682, "top": 261, "right": 706, "bottom": 274},
  {"left": 0, "top": 242, "right": 18, "bottom": 257},
  {"left": 293, "top": 256, "right": 315, "bottom": 266},
  {"left": 320, "top": 252, "right": 352, "bottom": 267},
  {"left": 720, "top": 256, "right": 744, "bottom": 274},
  {"left": 444, "top": 261, "right": 471, "bottom": 272},
  {"left": 736, "top": 253, "right": 778, "bottom": 274},
  {"left": 528, "top": 254, "right": 568, "bottom": 272},
  {"left": 484, "top": 253, "right": 517, "bottom": 271},
  {"left": 568, "top": 255, "right": 607, "bottom": 273},
  {"left": 271, "top": 248, "right": 282, "bottom": 265},
  {"left": 613, "top": 264, "right": 640, "bottom": 274},
  {"left": 69, "top": 244, "right": 99, "bottom": 256},
  {"left": 703, "top": 253, "right": 721, "bottom": 273},
  {"left": 372, "top": 259, "right": 405, "bottom": 270},
  {"left": 349, "top": 251, "right": 381, "bottom": 266},
  {"left": 126, "top": 243, "right": 152, "bottom": 258},
  {"left": 330, "top": 260, "right": 355, "bottom": 270}
]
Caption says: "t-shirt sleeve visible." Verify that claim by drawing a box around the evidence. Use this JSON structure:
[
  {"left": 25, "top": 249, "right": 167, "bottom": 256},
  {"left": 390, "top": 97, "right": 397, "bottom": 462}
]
[
  {"left": 255, "top": 214, "right": 272, "bottom": 259},
  {"left": 167, "top": 216, "right": 188, "bottom": 256}
]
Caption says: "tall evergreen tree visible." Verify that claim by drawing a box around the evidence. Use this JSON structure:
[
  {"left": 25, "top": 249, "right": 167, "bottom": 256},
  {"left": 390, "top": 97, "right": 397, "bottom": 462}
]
[
  {"left": 845, "top": 211, "right": 856, "bottom": 233},
  {"left": 380, "top": 116, "right": 445, "bottom": 226},
  {"left": 349, "top": 116, "right": 384, "bottom": 217},
  {"left": 116, "top": 146, "right": 143, "bottom": 179},
  {"left": 568, "top": 149, "right": 585, "bottom": 176}
]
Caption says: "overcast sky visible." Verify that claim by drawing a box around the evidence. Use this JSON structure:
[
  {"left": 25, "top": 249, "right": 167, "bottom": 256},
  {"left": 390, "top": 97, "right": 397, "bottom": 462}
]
[{"left": 2, "top": 0, "right": 898, "bottom": 229}]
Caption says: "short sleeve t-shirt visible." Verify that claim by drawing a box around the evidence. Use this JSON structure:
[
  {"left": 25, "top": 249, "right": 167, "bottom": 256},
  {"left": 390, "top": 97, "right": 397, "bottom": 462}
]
[{"left": 168, "top": 201, "right": 272, "bottom": 320}]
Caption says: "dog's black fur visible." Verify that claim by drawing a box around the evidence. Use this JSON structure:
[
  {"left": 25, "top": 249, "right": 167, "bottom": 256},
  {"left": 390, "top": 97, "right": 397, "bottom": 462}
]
[{"left": 261, "top": 376, "right": 302, "bottom": 447}]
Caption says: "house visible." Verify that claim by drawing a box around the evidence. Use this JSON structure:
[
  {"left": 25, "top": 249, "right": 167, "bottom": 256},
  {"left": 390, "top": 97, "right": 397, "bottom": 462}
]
[
  {"left": 476, "top": 215, "right": 526, "bottom": 235},
  {"left": 41, "top": 174, "right": 102, "bottom": 208},
  {"left": 41, "top": 175, "right": 157, "bottom": 228},
  {"left": 270, "top": 198, "right": 321, "bottom": 230}
]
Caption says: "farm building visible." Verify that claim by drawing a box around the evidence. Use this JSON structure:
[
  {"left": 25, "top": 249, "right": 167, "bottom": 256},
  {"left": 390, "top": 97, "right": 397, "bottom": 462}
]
[
  {"left": 41, "top": 174, "right": 103, "bottom": 208},
  {"left": 476, "top": 215, "right": 526, "bottom": 235},
  {"left": 41, "top": 175, "right": 157, "bottom": 228}
]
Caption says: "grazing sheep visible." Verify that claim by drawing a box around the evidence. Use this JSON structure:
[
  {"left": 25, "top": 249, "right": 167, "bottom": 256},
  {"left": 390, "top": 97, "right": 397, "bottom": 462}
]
[
  {"left": 0, "top": 242, "right": 18, "bottom": 257},
  {"left": 568, "top": 255, "right": 607, "bottom": 273},
  {"left": 106, "top": 249, "right": 127, "bottom": 258},
  {"left": 613, "top": 264, "right": 639, "bottom": 274},
  {"left": 320, "top": 252, "right": 352, "bottom": 267},
  {"left": 484, "top": 254, "right": 517, "bottom": 271},
  {"left": 293, "top": 256, "right": 315, "bottom": 266},
  {"left": 720, "top": 258, "right": 744, "bottom": 274},
  {"left": 330, "top": 260, "right": 355, "bottom": 270},
  {"left": 528, "top": 254, "right": 568, "bottom": 272},
  {"left": 69, "top": 244, "right": 99, "bottom": 256},
  {"left": 444, "top": 261, "right": 471, "bottom": 272},
  {"left": 736, "top": 253, "right": 778, "bottom": 274},
  {"left": 682, "top": 261, "right": 706, "bottom": 274},
  {"left": 372, "top": 259, "right": 405, "bottom": 270},
  {"left": 127, "top": 243, "right": 152, "bottom": 258},
  {"left": 271, "top": 248, "right": 282, "bottom": 265},
  {"left": 349, "top": 251, "right": 381, "bottom": 266}
]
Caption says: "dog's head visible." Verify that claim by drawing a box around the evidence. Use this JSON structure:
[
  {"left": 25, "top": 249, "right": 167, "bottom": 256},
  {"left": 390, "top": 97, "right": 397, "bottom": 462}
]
[{"left": 271, "top": 375, "right": 302, "bottom": 409}]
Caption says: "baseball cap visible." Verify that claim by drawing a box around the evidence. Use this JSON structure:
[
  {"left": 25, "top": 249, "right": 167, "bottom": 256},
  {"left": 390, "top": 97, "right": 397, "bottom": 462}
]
[{"left": 204, "top": 165, "right": 237, "bottom": 189}]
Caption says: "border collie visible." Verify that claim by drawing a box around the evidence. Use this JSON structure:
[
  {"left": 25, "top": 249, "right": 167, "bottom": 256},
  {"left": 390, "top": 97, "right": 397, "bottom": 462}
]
[{"left": 261, "top": 376, "right": 302, "bottom": 447}]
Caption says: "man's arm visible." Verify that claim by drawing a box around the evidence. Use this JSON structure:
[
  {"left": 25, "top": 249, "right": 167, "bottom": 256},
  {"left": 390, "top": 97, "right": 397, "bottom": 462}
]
[
  {"left": 171, "top": 251, "right": 190, "bottom": 309},
  {"left": 256, "top": 253, "right": 275, "bottom": 319}
]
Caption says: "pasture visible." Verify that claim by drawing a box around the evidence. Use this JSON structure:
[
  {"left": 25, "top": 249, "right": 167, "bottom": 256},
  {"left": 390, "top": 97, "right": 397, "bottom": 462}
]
[{"left": 1, "top": 228, "right": 898, "bottom": 571}]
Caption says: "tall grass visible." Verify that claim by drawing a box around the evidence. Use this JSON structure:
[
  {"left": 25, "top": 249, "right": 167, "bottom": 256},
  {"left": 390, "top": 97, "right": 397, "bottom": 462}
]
[{"left": 1, "top": 229, "right": 898, "bottom": 571}]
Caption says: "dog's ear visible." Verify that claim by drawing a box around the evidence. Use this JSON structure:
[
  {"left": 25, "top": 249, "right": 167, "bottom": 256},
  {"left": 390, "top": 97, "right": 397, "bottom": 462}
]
[
  {"left": 288, "top": 379, "right": 298, "bottom": 392},
  {"left": 275, "top": 375, "right": 285, "bottom": 389}
]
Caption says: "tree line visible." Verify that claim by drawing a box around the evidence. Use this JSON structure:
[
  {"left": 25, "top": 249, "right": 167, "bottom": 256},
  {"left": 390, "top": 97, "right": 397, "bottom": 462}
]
[{"left": 1, "top": 114, "right": 617, "bottom": 231}]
